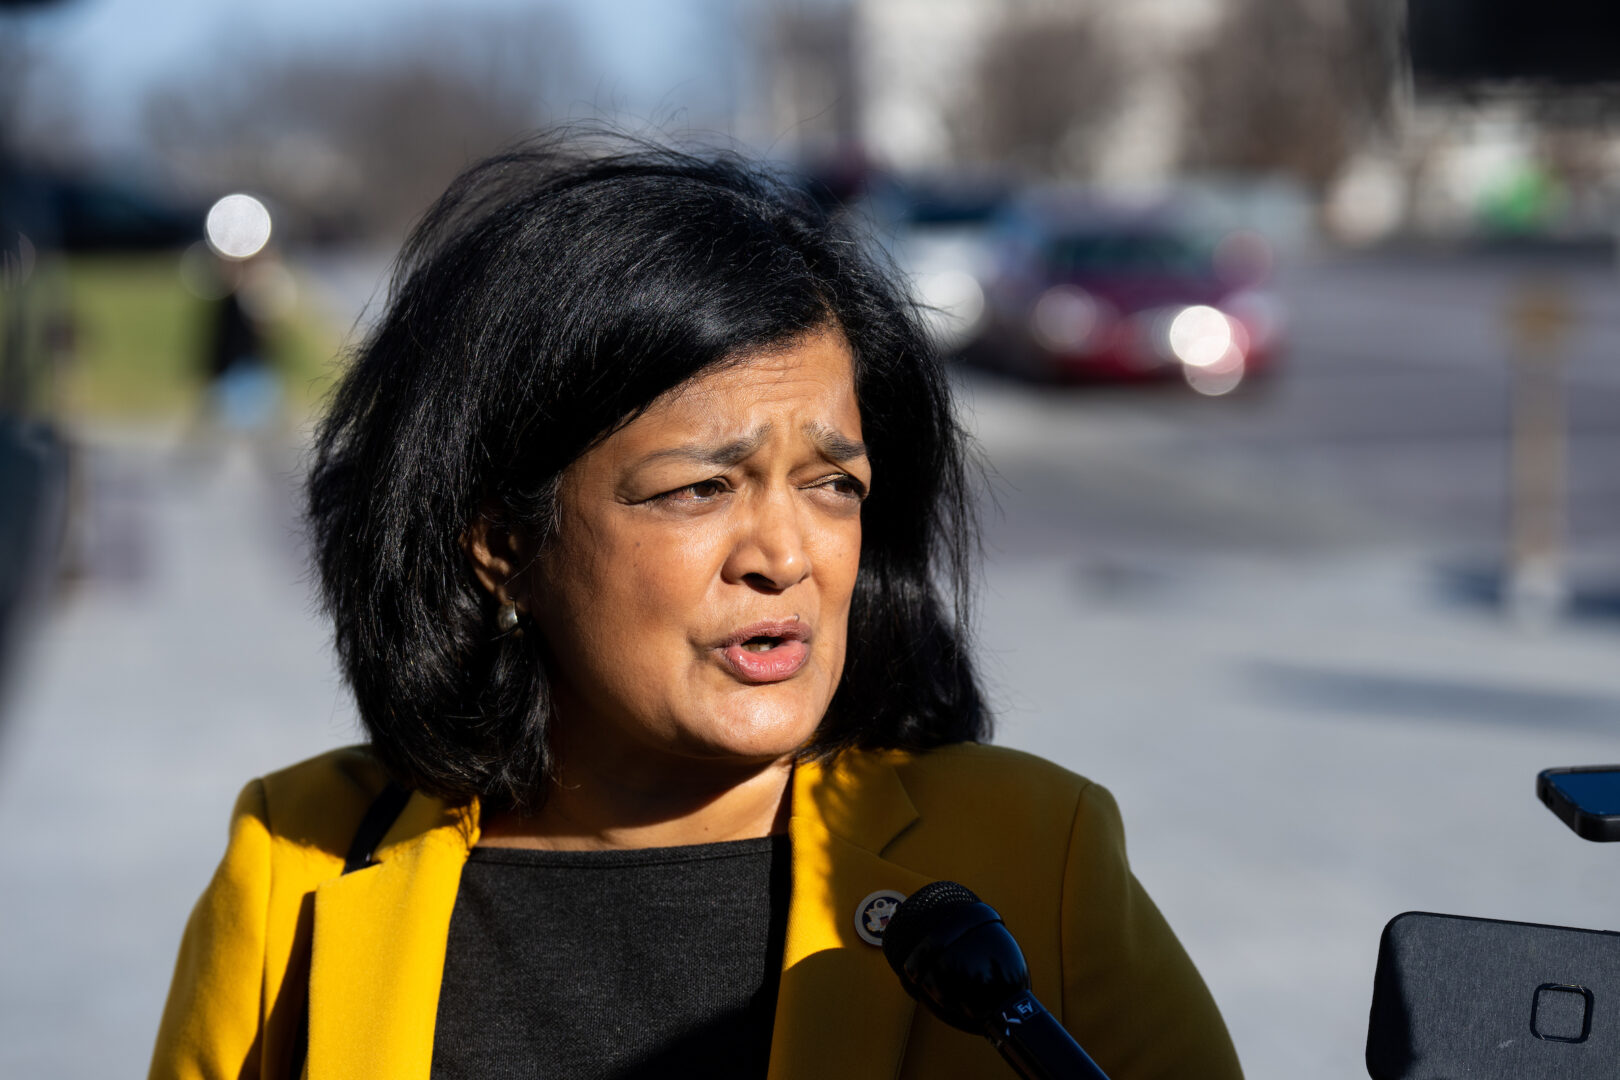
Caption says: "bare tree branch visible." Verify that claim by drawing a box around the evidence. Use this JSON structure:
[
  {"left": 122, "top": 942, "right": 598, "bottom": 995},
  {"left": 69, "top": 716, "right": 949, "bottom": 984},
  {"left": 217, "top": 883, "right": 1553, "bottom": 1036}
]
[
  {"left": 1180, "top": 0, "right": 1400, "bottom": 192},
  {"left": 949, "top": 9, "right": 1126, "bottom": 179},
  {"left": 138, "top": 9, "right": 581, "bottom": 241}
]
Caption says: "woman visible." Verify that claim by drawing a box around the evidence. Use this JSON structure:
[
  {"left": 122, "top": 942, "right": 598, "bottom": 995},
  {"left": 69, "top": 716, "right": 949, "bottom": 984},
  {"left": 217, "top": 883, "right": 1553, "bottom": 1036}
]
[{"left": 150, "top": 133, "right": 1243, "bottom": 1080}]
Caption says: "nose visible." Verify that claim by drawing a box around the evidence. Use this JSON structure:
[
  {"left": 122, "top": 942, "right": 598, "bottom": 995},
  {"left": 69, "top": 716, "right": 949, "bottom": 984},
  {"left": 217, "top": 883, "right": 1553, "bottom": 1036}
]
[{"left": 723, "top": 489, "right": 811, "bottom": 593}]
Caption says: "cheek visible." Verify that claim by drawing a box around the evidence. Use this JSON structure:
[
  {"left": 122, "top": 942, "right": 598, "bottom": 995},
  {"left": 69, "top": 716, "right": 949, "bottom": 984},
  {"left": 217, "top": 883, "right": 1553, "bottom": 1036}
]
[
  {"left": 625, "top": 526, "right": 732, "bottom": 619},
  {"left": 818, "top": 518, "right": 864, "bottom": 616},
  {"left": 550, "top": 519, "right": 727, "bottom": 645}
]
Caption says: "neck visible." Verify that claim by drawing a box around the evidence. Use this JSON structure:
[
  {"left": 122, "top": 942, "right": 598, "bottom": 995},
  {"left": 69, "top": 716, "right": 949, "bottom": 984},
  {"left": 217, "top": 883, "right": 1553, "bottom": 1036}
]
[{"left": 478, "top": 754, "right": 794, "bottom": 851}]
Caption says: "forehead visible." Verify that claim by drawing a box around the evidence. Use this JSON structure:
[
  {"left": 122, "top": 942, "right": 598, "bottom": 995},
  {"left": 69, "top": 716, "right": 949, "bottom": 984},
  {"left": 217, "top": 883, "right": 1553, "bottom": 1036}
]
[{"left": 619, "top": 329, "right": 861, "bottom": 448}]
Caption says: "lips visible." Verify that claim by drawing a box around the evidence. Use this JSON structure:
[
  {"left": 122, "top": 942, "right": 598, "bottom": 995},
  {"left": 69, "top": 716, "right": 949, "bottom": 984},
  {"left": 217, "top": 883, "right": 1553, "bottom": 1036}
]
[{"left": 716, "top": 620, "right": 811, "bottom": 684}]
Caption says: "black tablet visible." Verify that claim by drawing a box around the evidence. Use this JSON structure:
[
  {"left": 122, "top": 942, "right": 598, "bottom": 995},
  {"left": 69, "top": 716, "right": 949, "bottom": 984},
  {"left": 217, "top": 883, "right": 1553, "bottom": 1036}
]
[{"left": 1367, "top": 911, "right": 1620, "bottom": 1079}]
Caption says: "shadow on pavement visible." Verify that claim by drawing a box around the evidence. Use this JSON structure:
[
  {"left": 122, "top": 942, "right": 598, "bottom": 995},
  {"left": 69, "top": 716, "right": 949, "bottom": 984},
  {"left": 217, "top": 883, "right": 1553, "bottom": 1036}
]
[{"left": 1247, "top": 658, "right": 1620, "bottom": 733}]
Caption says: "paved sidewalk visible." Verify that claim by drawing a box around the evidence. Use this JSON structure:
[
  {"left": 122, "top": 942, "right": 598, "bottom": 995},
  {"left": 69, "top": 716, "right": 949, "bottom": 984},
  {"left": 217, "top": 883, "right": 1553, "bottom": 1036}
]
[
  {"left": 0, "top": 433, "right": 356, "bottom": 1079},
  {"left": 985, "top": 551, "right": 1620, "bottom": 1079}
]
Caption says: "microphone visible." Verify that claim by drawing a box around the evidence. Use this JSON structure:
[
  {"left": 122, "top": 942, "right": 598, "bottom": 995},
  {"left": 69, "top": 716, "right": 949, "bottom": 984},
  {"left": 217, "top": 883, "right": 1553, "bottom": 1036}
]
[{"left": 882, "top": 881, "right": 1113, "bottom": 1080}]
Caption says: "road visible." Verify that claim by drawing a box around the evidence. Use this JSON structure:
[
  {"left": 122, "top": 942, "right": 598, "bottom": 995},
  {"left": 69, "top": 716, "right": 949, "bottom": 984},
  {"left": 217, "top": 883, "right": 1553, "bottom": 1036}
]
[
  {"left": 2, "top": 248, "right": 1619, "bottom": 1078},
  {"left": 972, "top": 248, "right": 1620, "bottom": 568}
]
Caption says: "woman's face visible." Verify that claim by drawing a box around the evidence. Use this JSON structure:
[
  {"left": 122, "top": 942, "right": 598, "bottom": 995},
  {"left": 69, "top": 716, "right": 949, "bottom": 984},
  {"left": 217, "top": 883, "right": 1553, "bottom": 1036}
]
[{"left": 520, "top": 327, "right": 869, "bottom": 786}]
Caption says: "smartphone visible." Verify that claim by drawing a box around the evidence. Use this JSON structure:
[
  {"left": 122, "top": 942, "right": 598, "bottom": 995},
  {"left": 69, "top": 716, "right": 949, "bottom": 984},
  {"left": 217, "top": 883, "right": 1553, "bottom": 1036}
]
[
  {"left": 1539, "top": 766, "right": 1620, "bottom": 842},
  {"left": 1367, "top": 911, "right": 1620, "bottom": 1079}
]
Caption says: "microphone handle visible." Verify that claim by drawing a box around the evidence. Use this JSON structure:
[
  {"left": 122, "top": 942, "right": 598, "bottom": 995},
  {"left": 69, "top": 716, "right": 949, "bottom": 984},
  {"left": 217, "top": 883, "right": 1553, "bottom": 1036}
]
[{"left": 984, "top": 991, "right": 1113, "bottom": 1080}]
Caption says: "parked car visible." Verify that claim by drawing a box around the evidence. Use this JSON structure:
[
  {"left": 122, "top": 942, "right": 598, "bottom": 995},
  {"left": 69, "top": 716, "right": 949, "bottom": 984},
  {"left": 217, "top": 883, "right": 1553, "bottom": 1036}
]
[
  {"left": 974, "top": 195, "right": 1284, "bottom": 395},
  {"left": 873, "top": 176, "right": 1009, "bottom": 355},
  {"left": 3, "top": 163, "right": 202, "bottom": 252}
]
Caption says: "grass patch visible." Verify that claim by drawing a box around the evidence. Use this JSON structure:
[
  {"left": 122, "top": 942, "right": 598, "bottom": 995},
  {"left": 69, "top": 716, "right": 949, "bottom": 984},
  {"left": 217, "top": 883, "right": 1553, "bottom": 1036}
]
[{"left": 45, "top": 252, "right": 343, "bottom": 421}]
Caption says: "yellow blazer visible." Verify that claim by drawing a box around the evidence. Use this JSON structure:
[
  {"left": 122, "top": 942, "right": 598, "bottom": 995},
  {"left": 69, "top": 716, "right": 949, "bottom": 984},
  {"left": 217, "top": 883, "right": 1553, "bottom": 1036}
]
[{"left": 150, "top": 743, "right": 1242, "bottom": 1079}]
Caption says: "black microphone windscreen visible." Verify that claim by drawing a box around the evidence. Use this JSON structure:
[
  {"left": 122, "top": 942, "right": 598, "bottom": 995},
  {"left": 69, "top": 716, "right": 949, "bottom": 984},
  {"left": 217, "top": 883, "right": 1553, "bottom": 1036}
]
[{"left": 882, "top": 879, "right": 981, "bottom": 975}]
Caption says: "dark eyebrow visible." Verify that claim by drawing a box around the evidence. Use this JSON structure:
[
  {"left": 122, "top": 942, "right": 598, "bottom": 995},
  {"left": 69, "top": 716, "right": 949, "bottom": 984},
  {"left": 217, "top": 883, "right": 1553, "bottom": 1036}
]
[
  {"left": 636, "top": 424, "right": 774, "bottom": 469},
  {"left": 633, "top": 421, "right": 867, "bottom": 471},
  {"left": 806, "top": 421, "right": 867, "bottom": 463}
]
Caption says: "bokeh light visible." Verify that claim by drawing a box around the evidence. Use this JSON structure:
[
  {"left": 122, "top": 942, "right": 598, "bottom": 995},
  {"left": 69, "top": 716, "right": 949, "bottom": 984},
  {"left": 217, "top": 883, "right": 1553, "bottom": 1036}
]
[
  {"left": 1167, "top": 304, "right": 1234, "bottom": 368},
  {"left": 176, "top": 242, "right": 231, "bottom": 301},
  {"left": 204, "top": 194, "right": 273, "bottom": 260},
  {"left": 912, "top": 269, "right": 986, "bottom": 351},
  {"left": 1183, "top": 350, "right": 1245, "bottom": 396},
  {"left": 1031, "top": 285, "right": 1102, "bottom": 352}
]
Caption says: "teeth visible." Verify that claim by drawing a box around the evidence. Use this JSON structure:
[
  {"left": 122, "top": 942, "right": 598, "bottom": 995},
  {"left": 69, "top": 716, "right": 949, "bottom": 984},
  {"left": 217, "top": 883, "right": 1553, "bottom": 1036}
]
[{"left": 742, "top": 640, "right": 776, "bottom": 652}]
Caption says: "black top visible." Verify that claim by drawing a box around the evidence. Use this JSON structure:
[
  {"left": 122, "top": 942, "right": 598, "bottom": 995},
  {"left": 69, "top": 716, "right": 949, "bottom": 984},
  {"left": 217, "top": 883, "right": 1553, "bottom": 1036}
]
[{"left": 431, "top": 835, "right": 790, "bottom": 1080}]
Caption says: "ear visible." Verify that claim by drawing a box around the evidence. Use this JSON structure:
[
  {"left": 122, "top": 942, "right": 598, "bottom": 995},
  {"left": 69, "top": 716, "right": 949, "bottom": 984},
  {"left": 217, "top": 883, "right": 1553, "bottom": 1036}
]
[{"left": 460, "top": 509, "right": 534, "bottom": 607}]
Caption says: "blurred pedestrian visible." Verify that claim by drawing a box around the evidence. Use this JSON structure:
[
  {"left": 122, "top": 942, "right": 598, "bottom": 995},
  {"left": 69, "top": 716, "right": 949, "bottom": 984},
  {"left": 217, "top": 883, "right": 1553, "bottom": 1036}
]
[{"left": 190, "top": 255, "right": 283, "bottom": 451}]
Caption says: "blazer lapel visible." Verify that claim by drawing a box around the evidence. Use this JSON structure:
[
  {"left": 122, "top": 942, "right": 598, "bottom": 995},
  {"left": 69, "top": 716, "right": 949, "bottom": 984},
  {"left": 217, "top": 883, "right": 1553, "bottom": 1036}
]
[
  {"left": 304, "top": 752, "right": 927, "bottom": 1080},
  {"left": 768, "top": 752, "right": 933, "bottom": 1080},
  {"left": 307, "top": 792, "right": 477, "bottom": 1080}
]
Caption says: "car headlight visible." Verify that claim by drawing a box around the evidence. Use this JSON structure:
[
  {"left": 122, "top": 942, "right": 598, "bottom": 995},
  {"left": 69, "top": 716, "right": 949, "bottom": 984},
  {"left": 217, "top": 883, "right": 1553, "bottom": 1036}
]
[
  {"left": 914, "top": 269, "right": 985, "bottom": 346},
  {"left": 1167, "top": 305, "right": 1235, "bottom": 368}
]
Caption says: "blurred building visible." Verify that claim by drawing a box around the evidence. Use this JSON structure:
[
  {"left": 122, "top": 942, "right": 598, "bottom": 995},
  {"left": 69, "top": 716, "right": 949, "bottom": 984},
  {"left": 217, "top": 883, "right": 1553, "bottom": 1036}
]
[
  {"left": 752, "top": 0, "right": 1620, "bottom": 247},
  {"left": 1333, "top": 96, "right": 1620, "bottom": 244},
  {"left": 753, "top": 0, "right": 1327, "bottom": 183},
  {"left": 853, "top": 0, "right": 1225, "bottom": 187}
]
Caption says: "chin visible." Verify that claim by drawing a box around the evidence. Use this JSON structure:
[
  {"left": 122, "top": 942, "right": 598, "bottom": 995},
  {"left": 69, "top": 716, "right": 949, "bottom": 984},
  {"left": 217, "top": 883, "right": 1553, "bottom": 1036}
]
[{"left": 686, "top": 700, "right": 824, "bottom": 764}]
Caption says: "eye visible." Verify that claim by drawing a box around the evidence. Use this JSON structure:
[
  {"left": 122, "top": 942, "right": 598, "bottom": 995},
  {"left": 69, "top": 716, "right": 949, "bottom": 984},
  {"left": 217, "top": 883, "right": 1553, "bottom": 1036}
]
[
  {"left": 814, "top": 474, "right": 868, "bottom": 500},
  {"left": 653, "top": 478, "right": 729, "bottom": 503}
]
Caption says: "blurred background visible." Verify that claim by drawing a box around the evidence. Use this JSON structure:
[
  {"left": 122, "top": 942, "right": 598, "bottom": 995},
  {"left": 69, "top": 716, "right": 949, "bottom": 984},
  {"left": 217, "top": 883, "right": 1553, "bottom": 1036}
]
[{"left": 3, "top": 0, "right": 1620, "bottom": 1076}]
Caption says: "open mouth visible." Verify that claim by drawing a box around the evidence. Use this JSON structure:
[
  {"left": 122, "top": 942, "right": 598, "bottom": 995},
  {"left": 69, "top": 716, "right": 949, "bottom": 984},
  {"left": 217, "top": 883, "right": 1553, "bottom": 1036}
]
[{"left": 718, "top": 623, "right": 811, "bottom": 683}]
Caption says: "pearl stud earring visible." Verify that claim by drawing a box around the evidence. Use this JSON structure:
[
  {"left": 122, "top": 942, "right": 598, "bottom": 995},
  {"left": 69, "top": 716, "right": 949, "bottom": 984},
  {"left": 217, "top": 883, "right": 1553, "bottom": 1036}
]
[{"left": 496, "top": 600, "right": 520, "bottom": 633}]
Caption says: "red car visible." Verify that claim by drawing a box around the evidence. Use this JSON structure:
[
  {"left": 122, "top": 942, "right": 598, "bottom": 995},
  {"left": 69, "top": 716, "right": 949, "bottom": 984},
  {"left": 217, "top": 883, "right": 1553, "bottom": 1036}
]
[{"left": 975, "top": 200, "right": 1284, "bottom": 395}]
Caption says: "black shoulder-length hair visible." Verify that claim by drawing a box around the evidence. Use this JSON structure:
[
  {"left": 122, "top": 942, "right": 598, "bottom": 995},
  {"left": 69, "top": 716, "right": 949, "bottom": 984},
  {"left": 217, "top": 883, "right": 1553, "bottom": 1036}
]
[{"left": 307, "top": 130, "right": 988, "bottom": 809}]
